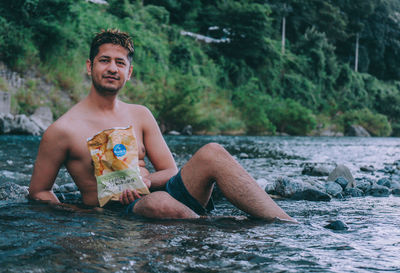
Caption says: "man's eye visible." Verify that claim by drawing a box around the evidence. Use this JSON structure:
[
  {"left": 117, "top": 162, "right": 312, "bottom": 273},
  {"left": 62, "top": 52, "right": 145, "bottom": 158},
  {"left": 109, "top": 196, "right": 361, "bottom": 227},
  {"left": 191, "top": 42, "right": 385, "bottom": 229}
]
[
  {"left": 117, "top": 62, "right": 126, "bottom": 66},
  {"left": 100, "top": 59, "right": 108, "bottom": 63}
]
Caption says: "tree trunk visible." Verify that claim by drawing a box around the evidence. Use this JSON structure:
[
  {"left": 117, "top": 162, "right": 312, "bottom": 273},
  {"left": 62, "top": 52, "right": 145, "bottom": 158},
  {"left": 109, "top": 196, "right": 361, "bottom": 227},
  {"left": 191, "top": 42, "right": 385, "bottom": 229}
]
[
  {"left": 282, "top": 16, "right": 286, "bottom": 55},
  {"left": 354, "top": 32, "right": 359, "bottom": 72}
]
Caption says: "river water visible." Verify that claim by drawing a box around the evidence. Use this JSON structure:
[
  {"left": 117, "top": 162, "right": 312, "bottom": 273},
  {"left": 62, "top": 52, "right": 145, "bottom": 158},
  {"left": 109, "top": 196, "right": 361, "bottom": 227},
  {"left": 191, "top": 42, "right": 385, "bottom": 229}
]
[{"left": 1, "top": 135, "right": 400, "bottom": 272}]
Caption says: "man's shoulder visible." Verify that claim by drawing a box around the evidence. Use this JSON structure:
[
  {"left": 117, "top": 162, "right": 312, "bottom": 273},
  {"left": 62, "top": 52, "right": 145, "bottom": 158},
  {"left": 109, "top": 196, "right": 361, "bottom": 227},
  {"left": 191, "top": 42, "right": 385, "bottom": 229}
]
[{"left": 121, "top": 102, "right": 154, "bottom": 118}]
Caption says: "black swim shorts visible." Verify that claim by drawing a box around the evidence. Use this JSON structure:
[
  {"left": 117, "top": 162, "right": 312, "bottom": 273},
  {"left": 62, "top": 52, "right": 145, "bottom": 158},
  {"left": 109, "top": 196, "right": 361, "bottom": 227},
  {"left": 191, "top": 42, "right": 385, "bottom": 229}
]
[{"left": 126, "top": 170, "right": 214, "bottom": 216}]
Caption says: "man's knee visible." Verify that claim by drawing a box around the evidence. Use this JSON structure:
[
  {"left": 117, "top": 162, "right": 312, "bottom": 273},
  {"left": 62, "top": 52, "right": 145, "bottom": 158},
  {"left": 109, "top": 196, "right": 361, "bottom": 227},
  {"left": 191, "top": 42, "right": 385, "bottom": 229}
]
[
  {"left": 195, "top": 142, "right": 229, "bottom": 162},
  {"left": 133, "top": 192, "right": 197, "bottom": 219}
]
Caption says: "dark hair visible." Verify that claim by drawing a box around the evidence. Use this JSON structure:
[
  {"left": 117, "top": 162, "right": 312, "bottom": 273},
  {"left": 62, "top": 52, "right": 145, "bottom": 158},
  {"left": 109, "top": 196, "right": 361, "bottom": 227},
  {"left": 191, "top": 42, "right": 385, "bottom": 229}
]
[{"left": 89, "top": 29, "right": 134, "bottom": 64}]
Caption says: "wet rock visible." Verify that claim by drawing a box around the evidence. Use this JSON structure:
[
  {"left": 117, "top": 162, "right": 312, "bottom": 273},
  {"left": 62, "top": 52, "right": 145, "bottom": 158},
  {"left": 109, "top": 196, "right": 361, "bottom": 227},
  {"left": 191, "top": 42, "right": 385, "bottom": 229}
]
[
  {"left": 168, "top": 130, "right": 180, "bottom": 135},
  {"left": 324, "top": 220, "right": 349, "bottom": 230},
  {"left": 366, "top": 183, "right": 390, "bottom": 197},
  {"left": 345, "top": 125, "right": 370, "bottom": 137},
  {"left": 355, "top": 178, "right": 373, "bottom": 193},
  {"left": 327, "top": 165, "right": 355, "bottom": 188},
  {"left": 392, "top": 187, "right": 400, "bottom": 196},
  {"left": 30, "top": 106, "right": 53, "bottom": 132},
  {"left": 344, "top": 187, "right": 364, "bottom": 197},
  {"left": 0, "top": 181, "right": 28, "bottom": 201},
  {"left": 377, "top": 178, "right": 391, "bottom": 188},
  {"left": 291, "top": 188, "right": 331, "bottom": 201},
  {"left": 335, "top": 177, "right": 349, "bottom": 190},
  {"left": 275, "top": 177, "right": 305, "bottom": 197},
  {"left": 360, "top": 165, "right": 375, "bottom": 172},
  {"left": 257, "top": 178, "right": 276, "bottom": 194},
  {"left": 380, "top": 165, "right": 396, "bottom": 174},
  {"left": 58, "top": 183, "right": 78, "bottom": 193},
  {"left": 325, "top": 181, "right": 343, "bottom": 197},
  {"left": 239, "top": 153, "right": 249, "bottom": 158},
  {"left": 301, "top": 163, "right": 330, "bottom": 177},
  {"left": 0, "top": 113, "right": 43, "bottom": 135},
  {"left": 181, "top": 125, "right": 192, "bottom": 136}
]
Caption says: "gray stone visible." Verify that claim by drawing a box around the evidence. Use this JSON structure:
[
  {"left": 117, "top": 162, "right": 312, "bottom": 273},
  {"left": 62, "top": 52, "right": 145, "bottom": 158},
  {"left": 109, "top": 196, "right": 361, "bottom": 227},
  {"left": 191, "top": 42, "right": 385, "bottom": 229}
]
[
  {"left": 239, "top": 153, "right": 249, "bottom": 158},
  {"left": 356, "top": 179, "right": 373, "bottom": 193},
  {"left": 168, "top": 130, "right": 180, "bottom": 135},
  {"left": 291, "top": 188, "right": 331, "bottom": 201},
  {"left": 0, "top": 181, "right": 28, "bottom": 201},
  {"left": 344, "top": 187, "right": 364, "bottom": 197},
  {"left": 377, "top": 178, "right": 391, "bottom": 188},
  {"left": 275, "top": 177, "right": 305, "bottom": 197},
  {"left": 345, "top": 125, "right": 370, "bottom": 137},
  {"left": 59, "top": 183, "right": 78, "bottom": 193},
  {"left": 360, "top": 165, "right": 375, "bottom": 172},
  {"left": 367, "top": 183, "right": 390, "bottom": 197},
  {"left": 257, "top": 178, "right": 276, "bottom": 194},
  {"left": 335, "top": 177, "right": 349, "bottom": 189},
  {"left": 302, "top": 163, "right": 330, "bottom": 176},
  {"left": 392, "top": 187, "right": 400, "bottom": 196},
  {"left": 324, "top": 220, "right": 349, "bottom": 230},
  {"left": 325, "top": 181, "right": 343, "bottom": 197},
  {"left": 12, "top": 114, "right": 42, "bottom": 135},
  {"left": 0, "top": 91, "right": 11, "bottom": 114},
  {"left": 181, "top": 125, "right": 192, "bottom": 136},
  {"left": 327, "top": 165, "right": 355, "bottom": 188},
  {"left": 30, "top": 106, "right": 53, "bottom": 131}
]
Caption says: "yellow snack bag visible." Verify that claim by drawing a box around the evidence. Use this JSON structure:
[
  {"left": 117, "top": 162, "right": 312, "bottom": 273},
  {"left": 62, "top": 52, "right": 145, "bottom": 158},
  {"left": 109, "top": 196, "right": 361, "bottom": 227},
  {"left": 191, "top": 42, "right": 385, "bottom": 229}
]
[{"left": 87, "top": 126, "right": 150, "bottom": 207}]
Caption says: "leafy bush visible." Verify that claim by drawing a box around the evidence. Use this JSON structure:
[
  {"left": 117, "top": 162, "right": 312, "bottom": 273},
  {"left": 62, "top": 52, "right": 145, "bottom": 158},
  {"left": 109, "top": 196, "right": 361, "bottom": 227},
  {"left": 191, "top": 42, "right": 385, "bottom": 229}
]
[
  {"left": 266, "top": 98, "right": 317, "bottom": 136},
  {"left": 339, "top": 108, "right": 392, "bottom": 136}
]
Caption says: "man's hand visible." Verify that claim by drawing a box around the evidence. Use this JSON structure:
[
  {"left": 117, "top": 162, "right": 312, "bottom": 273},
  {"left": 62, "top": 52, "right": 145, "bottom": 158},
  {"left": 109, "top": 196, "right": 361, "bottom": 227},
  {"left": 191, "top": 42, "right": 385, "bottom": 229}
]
[
  {"left": 143, "top": 177, "right": 151, "bottom": 189},
  {"left": 119, "top": 189, "right": 141, "bottom": 205}
]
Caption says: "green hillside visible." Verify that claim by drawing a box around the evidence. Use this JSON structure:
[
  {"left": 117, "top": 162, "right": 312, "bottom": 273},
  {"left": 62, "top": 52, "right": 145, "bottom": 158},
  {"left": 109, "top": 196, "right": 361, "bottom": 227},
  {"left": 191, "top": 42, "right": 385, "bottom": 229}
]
[{"left": 1, "top": 0, "right": 400, "bottom": 136}]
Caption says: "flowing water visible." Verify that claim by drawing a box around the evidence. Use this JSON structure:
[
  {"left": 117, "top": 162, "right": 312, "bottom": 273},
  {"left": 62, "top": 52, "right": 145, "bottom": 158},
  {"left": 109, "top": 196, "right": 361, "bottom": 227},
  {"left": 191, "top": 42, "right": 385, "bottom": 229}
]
[{"left": 1, "top": 135, "right": 400, "bottom": 272}]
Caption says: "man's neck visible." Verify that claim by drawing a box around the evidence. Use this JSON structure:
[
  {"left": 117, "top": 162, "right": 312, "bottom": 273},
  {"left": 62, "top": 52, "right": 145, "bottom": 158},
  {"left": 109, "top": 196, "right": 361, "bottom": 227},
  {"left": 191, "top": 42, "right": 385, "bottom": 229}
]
[{"left": 86, "top": 87, "right": 120, "bottom": 112}]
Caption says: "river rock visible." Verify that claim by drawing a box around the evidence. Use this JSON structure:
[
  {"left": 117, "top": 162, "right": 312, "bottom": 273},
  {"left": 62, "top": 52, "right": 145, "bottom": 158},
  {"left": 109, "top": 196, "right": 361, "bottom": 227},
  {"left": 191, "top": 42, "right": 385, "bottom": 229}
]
[
  {"left": 275, "top": 177, "right": 305, "bottom": 197},
  {"left": 325, "top": 181, "right": 343, "bottom": 197},
  {"left": 291, "top": 188, "right": 331, "bottom": 201},
  {"left": 377, "top": 178, "right": 391, "bottom": 188},
  {"left": 0, "top": 181, "right": 28, "bottom": 201},
  {"left": 345, "top": 125, "right": 370, "bottom": 137},
  {"left": 301, "top": 163, "right": 330, "bottom": 176},
  {"left": 0, "top": 113, "right": 43, "bottom": 135},
  {"left": 366, "top": 183, "right": 390, "bottom": 197},
  {"left": 181, "top": 125, "right": 192, "bottom": 136},
  {"left": 58, "top": 183, "right": 79, "bottom": 193},
  {"left": 257, "top": 178, "right": 277, "bottom": 194},
  {"left": 30, "top": 106, "right": 53, "bottom": 131},
  {"left": 360, "top": 165, "right": 375, "bottom": 172},
  {"left": 355, "top": 178, "right": 373, "bottom": 193},
  {"left": 335, "top": 177, "right": 349, "bottom": 189},
  {"left": 327, "top": 165, "right": 355, "bottom": 188},
  {"left": 392, "top": 186, "right": 400, "bottom": 196},
  {"left": 344, "top": 187, "right": 364, "bottom": 197},
  {"left": 324, "top": 220, "right": 349, "bottom": 230}
]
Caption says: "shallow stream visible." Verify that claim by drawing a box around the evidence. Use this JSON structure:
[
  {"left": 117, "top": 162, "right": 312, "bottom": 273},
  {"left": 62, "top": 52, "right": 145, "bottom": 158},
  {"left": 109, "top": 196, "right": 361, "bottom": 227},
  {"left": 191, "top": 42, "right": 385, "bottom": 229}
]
[{"left": 1, "top": 135, "right": 400, "bottom": 272}]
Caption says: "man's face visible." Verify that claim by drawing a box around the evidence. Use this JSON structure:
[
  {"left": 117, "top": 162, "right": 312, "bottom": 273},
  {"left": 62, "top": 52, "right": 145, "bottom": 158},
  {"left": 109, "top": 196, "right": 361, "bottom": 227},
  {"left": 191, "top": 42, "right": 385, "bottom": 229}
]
[{"left": 86, "top": 43, "right": 133, "bottom": 95}]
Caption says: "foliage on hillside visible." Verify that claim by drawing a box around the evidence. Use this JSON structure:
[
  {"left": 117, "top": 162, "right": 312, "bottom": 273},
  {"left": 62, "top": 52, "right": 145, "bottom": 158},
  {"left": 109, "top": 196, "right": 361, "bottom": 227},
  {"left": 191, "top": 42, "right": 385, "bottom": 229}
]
[{"left": 0, "top": 0, "right": 399, "bottom": 136}]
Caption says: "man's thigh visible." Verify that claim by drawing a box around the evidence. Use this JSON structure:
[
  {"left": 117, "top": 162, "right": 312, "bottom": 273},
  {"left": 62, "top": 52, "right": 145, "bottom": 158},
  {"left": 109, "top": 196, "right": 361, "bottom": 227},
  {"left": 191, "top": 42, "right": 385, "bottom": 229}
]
[{"left": 132, "top": 191, "right": 199, "bottom": 219}]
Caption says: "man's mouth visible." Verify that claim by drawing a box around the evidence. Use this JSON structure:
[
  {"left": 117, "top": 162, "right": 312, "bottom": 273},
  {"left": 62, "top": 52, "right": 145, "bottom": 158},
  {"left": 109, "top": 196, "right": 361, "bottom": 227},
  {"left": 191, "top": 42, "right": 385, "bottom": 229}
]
[{"left": 103, "top": 75, "right": 119, "bottom": 80}]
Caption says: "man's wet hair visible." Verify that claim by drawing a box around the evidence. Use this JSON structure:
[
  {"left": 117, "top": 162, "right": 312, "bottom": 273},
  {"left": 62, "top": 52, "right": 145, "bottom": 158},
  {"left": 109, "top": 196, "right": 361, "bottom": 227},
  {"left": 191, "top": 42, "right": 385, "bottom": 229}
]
[{"left": 89, "top": 29, "right": 134, "bottom": 65}]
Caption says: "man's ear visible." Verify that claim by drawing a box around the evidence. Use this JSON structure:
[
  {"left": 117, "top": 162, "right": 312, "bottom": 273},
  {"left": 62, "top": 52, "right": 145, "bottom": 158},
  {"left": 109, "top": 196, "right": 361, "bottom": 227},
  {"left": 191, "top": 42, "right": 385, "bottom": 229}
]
[
  {"left": 128, "top": 65, "right": 133, "bottom": 80},
  {"left": 86, "top": 59, "right": 92, "bottom": 76}
]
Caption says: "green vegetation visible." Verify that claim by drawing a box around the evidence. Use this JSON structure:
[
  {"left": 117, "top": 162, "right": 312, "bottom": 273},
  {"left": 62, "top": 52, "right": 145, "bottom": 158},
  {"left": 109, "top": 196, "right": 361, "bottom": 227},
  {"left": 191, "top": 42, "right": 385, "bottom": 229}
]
[{"left": 1, "top": 0, "right": 400, "bottom": 136}]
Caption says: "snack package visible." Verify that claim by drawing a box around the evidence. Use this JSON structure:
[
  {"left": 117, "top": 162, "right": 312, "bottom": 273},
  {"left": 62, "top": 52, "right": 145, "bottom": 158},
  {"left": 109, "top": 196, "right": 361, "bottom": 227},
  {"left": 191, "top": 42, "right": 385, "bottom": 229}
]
[{"left": 87, "top": 126, "right": 150, "bottom": 207}]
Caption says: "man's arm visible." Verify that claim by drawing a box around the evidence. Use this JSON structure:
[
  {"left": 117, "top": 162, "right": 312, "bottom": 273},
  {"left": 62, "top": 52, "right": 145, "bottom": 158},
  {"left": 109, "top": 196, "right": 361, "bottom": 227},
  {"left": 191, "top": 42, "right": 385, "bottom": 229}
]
[
  {"left": 29, "top": 124, "right": 69, "bottom": 203},
  {"left": 140, "top": 106, "right": 178, "bottom": 189}
]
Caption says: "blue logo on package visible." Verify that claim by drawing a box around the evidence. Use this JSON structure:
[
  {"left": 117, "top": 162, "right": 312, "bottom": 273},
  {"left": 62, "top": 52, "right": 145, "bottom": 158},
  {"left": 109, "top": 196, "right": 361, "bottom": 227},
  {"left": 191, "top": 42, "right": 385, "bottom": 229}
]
[{"left": 113, "top": 144, "right": 127, "bottom": 157}]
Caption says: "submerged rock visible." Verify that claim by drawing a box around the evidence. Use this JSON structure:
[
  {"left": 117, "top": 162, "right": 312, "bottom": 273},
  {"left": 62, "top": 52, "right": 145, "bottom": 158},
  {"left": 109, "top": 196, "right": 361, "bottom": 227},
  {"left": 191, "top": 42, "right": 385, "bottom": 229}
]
[
  {"left": 325, "top": 181, "right": 343, "bottom": 197},
  {"left": 328, "top": 165, "right": 356, "bottom": 188},
  {"left": 301, "top": 163, "right": 330, "bottom": 177},
  {"left": 0, "top": 181, "right": 28, "bottom": 201},
  {"left": 324, "top": 220, "right": 349, "bottom": 230},
  {"left": 291, "top": 188, "right": 331, "bottom": 201},
  {"left": 366, "top": 183, "right": 390, "bottom": 197},
  {"left": 344, "top": 187, "right": 364, "bottom": 197},
  {"left": 335, "top": 177, "right": 349, "bottom": 190},
  {"left": 377, "top": 178, "right": 391, "bottom": 188}
]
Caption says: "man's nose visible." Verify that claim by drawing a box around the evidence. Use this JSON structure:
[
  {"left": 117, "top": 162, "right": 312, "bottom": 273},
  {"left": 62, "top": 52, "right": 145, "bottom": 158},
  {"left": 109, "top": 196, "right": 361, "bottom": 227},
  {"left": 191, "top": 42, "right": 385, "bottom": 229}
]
[{"left": 107, "top": 60, "right": 118, "bottom": 73}]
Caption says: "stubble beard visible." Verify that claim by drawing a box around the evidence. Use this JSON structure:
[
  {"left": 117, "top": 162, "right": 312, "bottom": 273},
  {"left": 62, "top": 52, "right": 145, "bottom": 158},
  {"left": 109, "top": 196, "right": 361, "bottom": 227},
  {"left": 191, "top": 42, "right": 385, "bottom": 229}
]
[{"left": 92, "top": 76, "right": 123, "bottom": 96}]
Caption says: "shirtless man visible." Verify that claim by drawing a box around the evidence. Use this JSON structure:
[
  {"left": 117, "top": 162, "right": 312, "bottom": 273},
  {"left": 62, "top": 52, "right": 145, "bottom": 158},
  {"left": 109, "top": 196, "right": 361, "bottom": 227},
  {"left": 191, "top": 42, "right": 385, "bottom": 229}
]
[{"left": 29, "top": 29, "right": 294, "bottom": 222}]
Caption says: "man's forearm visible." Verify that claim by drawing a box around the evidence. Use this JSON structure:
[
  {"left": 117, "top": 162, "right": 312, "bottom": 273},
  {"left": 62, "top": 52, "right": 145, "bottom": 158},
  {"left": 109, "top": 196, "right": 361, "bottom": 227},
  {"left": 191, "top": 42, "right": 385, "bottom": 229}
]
[{"left": 146, "top": 168, "right": 178, "bottom": 190}]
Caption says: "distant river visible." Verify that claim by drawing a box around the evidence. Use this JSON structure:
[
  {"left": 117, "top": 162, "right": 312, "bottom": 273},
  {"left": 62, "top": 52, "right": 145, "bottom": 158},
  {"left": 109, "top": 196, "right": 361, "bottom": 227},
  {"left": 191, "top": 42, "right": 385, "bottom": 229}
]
[{"left": 1, "top": 135, "right": 400, "bottom": 272}]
